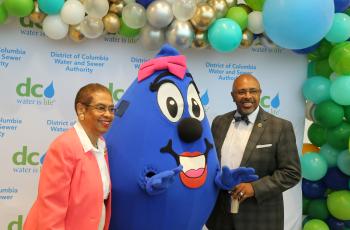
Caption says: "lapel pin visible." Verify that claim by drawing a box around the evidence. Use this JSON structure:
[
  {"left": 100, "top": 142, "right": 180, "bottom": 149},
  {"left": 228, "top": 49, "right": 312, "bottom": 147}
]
[{"left": 257, "top": 123, "right": 262, "bottom": 128}]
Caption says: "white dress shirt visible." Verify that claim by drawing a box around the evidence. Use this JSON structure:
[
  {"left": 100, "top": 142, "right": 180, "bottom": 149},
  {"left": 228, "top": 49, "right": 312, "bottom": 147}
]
[
  {"left": 74, "top": 122, "right": 110, "bottom": 230},
  {"left": 221, "top": 108, "right": 259, "bottom": 169}
]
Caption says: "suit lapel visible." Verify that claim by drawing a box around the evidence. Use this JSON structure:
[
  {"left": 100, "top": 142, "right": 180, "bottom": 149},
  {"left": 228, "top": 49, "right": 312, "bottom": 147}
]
[{"left": 240, "top": 108, "right": 269, "bottom": 166}]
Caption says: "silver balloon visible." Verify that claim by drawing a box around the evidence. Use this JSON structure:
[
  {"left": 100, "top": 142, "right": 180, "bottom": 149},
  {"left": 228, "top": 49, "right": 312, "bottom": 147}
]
[
  {"left": 80, "top": 16, "right": 104, "bottom": 38},
  {"left": 140, "top": 23, "right": 165, "bottom": 50},
  {"left": 146, "top": 0, "right": 174, "bottom": 29},
  {"left": 166, "top": 20, "right": 194, "bottom": 49},
  {"left": 260, "top": 33, "right": 277, "bottom": 48},
  {"left": 305, "top": 100, "right": 316, "bottom": 122}
]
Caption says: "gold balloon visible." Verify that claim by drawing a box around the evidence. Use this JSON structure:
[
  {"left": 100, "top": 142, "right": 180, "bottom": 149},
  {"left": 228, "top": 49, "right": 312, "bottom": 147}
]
[
  {"left": 192, "top": 30, "right": 209, "bottom": 49},
  {"left": 29, "top": 1, "right": 46, "bottom": 24},
  {"left": 69, "top": 25, "right": 85, "bottom": 43},
  {"left": 109, "top": 2, "right": 124, "bottom": 16},
  {"left": 109, "top": 0, "right": 123, "bottom": 3},
  {"left": 190, "top": 3, "right": 216, "bottom": 31},
  {"left": 103, "top": 13, "right": 121, "bottom": 34},
  {"left": 236, "top": 3, "right": 253, "bottom": 14},
  {"left": 240, "top": 29, "right": 254, "bottom": 48},
  {"left": 208, "top": 0, "right": 228, "bottom": 19},
  {"left": 225, "top": 0, "right": 237, "bottom": 8}
]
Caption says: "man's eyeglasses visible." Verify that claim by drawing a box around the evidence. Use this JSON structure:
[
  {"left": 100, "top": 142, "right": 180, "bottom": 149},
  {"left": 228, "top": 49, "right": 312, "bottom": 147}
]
[
  {"left": 83, "top": 103, "right": 116, "bottom": 114},
  {"left": 235, "top": 88, "right": 261, "bottom": 96}
]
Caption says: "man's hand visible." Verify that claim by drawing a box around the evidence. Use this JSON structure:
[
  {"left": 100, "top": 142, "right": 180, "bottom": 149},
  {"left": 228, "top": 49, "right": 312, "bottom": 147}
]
[
  {"left": 215, "top": 166, "right": 258, "bottom": 190},
  {"left": 232, "top": 183, "right": 255, "bottom": 202}
]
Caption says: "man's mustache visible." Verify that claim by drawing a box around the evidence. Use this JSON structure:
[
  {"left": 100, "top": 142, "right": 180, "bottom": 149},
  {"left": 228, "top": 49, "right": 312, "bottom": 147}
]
[{"left": 240, "top": 99, "right": 255, "bottom": 103}]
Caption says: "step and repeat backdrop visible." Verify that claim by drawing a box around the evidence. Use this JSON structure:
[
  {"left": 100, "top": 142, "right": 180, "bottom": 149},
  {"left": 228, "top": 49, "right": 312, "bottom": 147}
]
[{"left": 0, "top": 18, "right": 307, "bottom": 230}]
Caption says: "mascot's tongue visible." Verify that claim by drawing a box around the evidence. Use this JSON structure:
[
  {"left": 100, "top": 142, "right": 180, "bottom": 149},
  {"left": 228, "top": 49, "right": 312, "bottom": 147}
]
[{"left": 184, "top": 168, "right": 205, "bottom": 178}]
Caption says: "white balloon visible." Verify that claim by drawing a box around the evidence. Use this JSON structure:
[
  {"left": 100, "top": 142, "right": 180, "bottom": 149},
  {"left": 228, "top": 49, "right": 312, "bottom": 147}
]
[
  {"left": 172, "top": 0, "right": 197, "bottom": 21},
  {"left": 61, "top": 0, "right": 85, "bottom": 25},
  {"left": 248, "top": 11, "right": 264, "bottom": 34},
  {"left": 43, "top": 15, "right": 69, "bottom": 40},
  {"left": 84, "top": 0, "right": 109, "bottom": 18},
  {"left": 80, "top": 16, "right": 104, "bottom": 39},
  {"left": 122, "top": 3, "right": 146, "bottom": 29}
]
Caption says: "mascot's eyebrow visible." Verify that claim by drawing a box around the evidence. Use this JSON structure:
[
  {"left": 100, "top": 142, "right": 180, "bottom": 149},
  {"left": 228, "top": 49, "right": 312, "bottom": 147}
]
[{"left": 149, "top": 71, "right": 199, "bottom": 94}]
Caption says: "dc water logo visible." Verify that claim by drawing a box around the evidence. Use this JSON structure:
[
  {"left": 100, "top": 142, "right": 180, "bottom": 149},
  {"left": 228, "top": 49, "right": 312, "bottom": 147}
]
[
  {"left": 19, "top": 17, "right": 45, "bottom": 37},
  {"left": 7, "top": 215, "right": 23, "bottom": 230},
  {"left": 108, "top": 82, "right": 124, "bottom": 102},
  {"left": 200, "top": 90, "right": 210, "bottom": 112},
  {"left": 16, "top": 77, "right": 55, "bottom": 106},
  {"left": 12, "top": 145, "right": 45, "bottom": 174},
  {"left": 260, "top": 93, "right": 280, "bottom": 115}
]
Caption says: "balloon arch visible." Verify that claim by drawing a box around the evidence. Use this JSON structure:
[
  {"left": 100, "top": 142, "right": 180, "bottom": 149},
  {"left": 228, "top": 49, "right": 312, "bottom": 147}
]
[{"left": 1, "top": 0, "right": 350, "bottom": 229}]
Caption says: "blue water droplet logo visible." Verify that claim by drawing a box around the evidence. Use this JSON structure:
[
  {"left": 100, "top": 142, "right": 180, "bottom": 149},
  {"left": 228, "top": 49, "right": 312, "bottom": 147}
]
[
  {"left": 201, "top": 90, "right": 209, "bottom": 106},
  {"left": 271, "top": 93, "right": 280, "bottom": 108},
  {"left": 40, "top": 153, "right": 46, "bottom": 164},
  {"left": 44, "top": 81, "right": 55, "bottom": 98}
]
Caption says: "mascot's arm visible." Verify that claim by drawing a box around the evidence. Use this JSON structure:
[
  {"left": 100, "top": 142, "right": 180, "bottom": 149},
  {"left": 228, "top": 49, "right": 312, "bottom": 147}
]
[
  {"left": 139, "top": 165, "right": 183, "bottom": 196},
  {"left": 215, "top": 166, "right": 258, "bottom": 190}
]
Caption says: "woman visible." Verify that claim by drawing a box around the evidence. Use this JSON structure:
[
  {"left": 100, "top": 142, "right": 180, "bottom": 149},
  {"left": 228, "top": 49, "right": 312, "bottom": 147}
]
[{"left": 24, "top": 83, "right": 115, "bottom": 230}]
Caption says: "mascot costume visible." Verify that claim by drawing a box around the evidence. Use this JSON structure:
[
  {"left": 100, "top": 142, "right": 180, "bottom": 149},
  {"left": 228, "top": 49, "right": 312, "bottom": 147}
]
[{"left": 105, "top": 44, "right": 257, "bottom": 230}]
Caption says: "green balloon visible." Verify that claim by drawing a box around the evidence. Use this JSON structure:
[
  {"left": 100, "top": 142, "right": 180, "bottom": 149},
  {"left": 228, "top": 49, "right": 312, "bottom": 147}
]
[
  {"left": 337, "top": 150, "right": 350, "bottom": 176},
  {"left": 307, "top": 61, "right": 317, "bottom": 78},
  {"left": 327, "top": 190, "right": 350, "bottom": 220},
  {"left": 319, "top": 143, "right": 341, "bottom": 167},
  {"left": 302, "top": 216, "right": 313, "bottom": 227},
  {"left": 314, "top": 100, "right": 344, "bottom": 128},
  {"left": 344, "top": 106, "right": 350, "bottom": 121},
  {"left": 327, "top": 121, "right": 350, "bottom": 149},
  {"left": 314, "top": 59, "right": 333, "bottom": 78},
  {"left": 303, "top": 219, "right": 330, "bottom": 230},
  {"left": 303, "top": 197, "right": 311, "bottom": 215},
  {"left": 0, "top": 4, "right": 8, "bottom": 24},
  {"left": 329, "top": 41, "right": 350, "bottom": 75},
  {"left": 307, "top": 199, "right": 329, "bottom": 220},
  {"left": 226, "top": 7, "right": 248, "bottom": 30},
  {"left": 3, "top": 0, "right": 34, "bottom": 17},
  {"left": 308, "top": 123, "right": 327, "bottom": 147},
  {"left": 244, "top": 0, "right": 265, "bottom": 11},
  {"left": 308, "top": 39, "right": 333, "bottom": 61},
  {"left": 119, "top": 19, "right": 140, "bottom": 38}
]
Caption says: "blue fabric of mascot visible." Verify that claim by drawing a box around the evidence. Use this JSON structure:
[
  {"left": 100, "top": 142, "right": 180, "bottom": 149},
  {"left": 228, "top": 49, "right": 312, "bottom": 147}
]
[{"left": 105, "top": 44, "right": 257, "bottom": 230}]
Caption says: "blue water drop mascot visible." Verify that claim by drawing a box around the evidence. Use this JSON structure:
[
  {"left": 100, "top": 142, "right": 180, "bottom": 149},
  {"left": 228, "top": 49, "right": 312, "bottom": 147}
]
[{"left": 105, "top": 44, "right": 257, "bottom": 230}]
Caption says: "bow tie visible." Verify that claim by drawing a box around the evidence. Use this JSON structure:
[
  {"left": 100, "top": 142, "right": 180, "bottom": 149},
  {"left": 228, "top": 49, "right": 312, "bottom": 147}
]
[
  {"left": 138, "top": 55, "right": 187, "bottom": 82},
  {"left": 234, "top": 115, "right": 250, "bottom": 125}
]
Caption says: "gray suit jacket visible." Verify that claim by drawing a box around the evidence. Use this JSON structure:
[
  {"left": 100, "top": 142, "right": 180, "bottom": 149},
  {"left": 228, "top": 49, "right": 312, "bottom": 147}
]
[{"left": 207, "top": 108, "right": 301, "bottom": 230}]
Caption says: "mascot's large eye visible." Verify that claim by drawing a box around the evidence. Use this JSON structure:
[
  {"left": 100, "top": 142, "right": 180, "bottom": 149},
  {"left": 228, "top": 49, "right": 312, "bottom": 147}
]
[
  {"left": 157, "top": 82, "right": 184, "bottom": 122},
  {"left": 187, "top": 83, "right": 204, "bottom": 121}
]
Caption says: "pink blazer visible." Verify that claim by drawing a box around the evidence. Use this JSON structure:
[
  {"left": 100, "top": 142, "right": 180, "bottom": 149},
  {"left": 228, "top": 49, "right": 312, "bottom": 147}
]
[{"left": 24, "top": 128, "right": 111, "bottom": 230}]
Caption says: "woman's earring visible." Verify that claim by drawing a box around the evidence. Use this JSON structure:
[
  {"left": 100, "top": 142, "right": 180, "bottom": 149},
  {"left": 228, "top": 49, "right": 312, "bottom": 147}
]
[{"left": 79, "top": 113, "right": 85, "bottom": 121}]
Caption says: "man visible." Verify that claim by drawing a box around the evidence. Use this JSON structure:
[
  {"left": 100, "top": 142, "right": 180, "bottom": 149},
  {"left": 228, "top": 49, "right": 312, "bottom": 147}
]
[{"left": 206, "top": 74, "right": 301, "bottom": 230}]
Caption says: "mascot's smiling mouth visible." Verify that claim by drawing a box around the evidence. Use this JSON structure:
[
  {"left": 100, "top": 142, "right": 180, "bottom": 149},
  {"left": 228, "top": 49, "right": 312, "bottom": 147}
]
[{"left": 160, "top": 138, "right": 213, "bottom": 188}]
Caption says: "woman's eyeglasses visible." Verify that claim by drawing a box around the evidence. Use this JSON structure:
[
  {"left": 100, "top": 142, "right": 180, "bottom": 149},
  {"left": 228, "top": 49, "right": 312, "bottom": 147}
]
[{"left": 83, "top": 103, "right": 116, "bottom": 114}]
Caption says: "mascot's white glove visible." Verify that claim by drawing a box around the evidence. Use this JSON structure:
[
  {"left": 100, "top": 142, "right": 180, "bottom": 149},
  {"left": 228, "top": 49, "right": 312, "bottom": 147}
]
[
  {"left": 141, "top": 165, "right": 183, "bottom": 196},
  {"left": 215, "top": 166, "right": 258, "bottom": 190}
]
